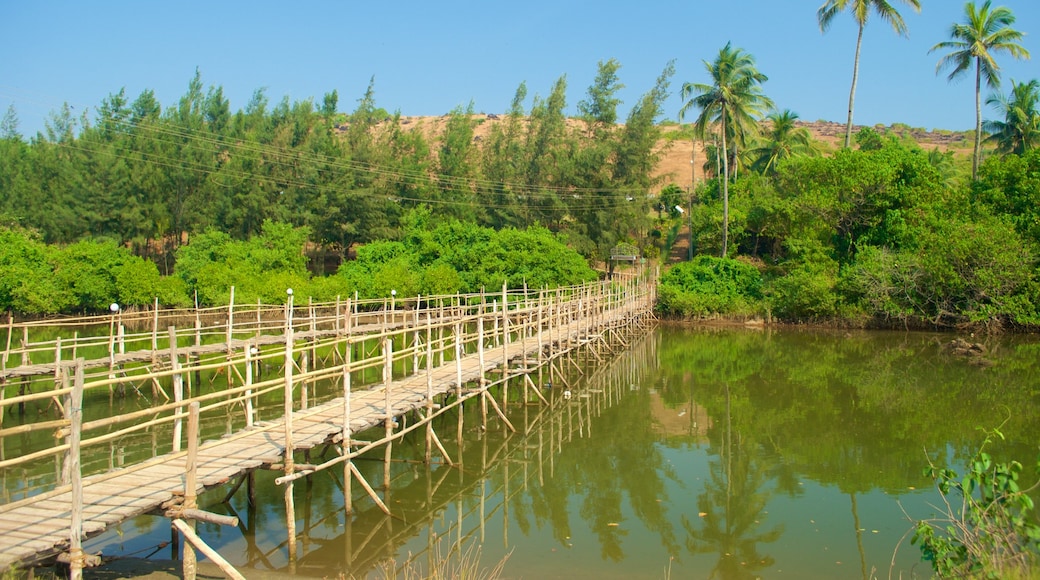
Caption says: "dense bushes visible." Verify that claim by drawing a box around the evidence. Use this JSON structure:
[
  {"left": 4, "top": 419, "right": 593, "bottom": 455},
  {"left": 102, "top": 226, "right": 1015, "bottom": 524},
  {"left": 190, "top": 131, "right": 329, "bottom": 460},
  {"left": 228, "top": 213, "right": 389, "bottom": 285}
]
[
  {"left": 338, "top": 209, "right": 598, "bottom": 297},
  {"left": 0, "top": 227, "right": 180, "bottom": 314},
  {"left": 0, "top": 209, "right": 597, "bottom": 315},
  {"left": 658, "top": 138, "right": 1040, "bottom": 329},
  {"left": 656, "top": 256, "right": 762, "bottom": 317}
]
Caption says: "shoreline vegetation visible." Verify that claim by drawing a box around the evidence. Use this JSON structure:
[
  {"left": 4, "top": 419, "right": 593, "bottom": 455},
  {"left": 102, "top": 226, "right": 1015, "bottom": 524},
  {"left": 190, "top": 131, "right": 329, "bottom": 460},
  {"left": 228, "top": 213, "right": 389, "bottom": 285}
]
[{"left": 2, "top": 65, "right": 1039, "bottom": 332}]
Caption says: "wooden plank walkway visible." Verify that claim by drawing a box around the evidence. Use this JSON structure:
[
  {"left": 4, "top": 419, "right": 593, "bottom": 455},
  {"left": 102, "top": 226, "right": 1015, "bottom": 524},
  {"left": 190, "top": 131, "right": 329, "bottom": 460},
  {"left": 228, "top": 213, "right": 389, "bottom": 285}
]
[{"left": 0, "top": 317, "right": 603, "bottom": 570}]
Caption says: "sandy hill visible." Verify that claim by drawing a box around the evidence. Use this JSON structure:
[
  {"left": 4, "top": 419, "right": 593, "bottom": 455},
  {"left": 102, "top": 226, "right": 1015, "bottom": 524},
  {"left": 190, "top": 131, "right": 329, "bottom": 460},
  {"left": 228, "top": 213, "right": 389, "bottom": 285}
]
[{"left": 364, "top": 115, "right": 972, "bottom": 194}]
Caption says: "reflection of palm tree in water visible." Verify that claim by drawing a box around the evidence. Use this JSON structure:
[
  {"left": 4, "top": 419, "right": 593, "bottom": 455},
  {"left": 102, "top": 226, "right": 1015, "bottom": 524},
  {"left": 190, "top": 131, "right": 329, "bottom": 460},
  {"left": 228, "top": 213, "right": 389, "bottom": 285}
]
[{"left": 683, "top": 384, "right": 782, "bottom": 579}]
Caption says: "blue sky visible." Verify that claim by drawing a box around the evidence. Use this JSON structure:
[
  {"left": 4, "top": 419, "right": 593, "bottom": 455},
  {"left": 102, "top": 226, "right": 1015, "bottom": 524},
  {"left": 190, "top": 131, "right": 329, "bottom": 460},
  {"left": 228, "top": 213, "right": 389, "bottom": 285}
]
[{"left": 2, "top": 1, "right": 1037, "bottom": 138}]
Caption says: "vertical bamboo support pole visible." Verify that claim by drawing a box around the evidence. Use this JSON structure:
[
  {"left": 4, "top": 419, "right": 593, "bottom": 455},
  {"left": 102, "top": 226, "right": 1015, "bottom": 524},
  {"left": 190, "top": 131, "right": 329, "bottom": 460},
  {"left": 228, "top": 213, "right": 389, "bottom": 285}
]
[
  {"left": 284, "top": 290, "right": 295, "bottom": 471},
  {"left": 343, "top": 341, "right": 353, "bottom": 514},
  {"left": 412, "top": 295, "right": 421, "bottom": 375},
  {"left": 227, "top": 286, "right": 235, "bottom": 353},
  {"left": 2, "top": 312, "right": 12, "bottom": 372},
  {"left": 68, "top": 359, "right": 85, "bottom": 580},
  {"left": 60, "top": 358, "right": 72, "bottom": 485},
  {"left": 20, "top": 327, "right": 29, "bottom": 370},
  {"left": 492, "top": 299, "right": 499, "bottom": 347},
  {"left": 335, "top": 295, "right": 342, "bottom": 337},
  {"left": 53, "top": 337, "right": 62, "bottom": 398},
  {"left": 106, "top": 312, "right": 116, "bottom": 393},
  {"left": 424, "top": 321, "right": 434, "bottom": 464},
  {"left": 478, "top": 316, "right": 487, "bottom": 430},
  {"left": 117, "top": 308, "right": 125, "bottom": 357},
  {"left": 283, "top": 289, "right": 297, "bottom": 568},
  {"left": 244, "top": 342, "right": 254, "bottom": 428},
  {"left": 194, "top": 293, "right": 201, "bottom": 348},
  {"left": 169, "top": 327, "right": 184, "bottom": 452},
  {"left": 182, "top": 401, "right": 200, "bottom": 580},
  {"left": 308, "top": 297, "right": 316, "bottom": 403},
  {"left": 351, "top": 291, "right": 358, "bottom": 335},
  {"left": 501, "top": 282, "right": 509, "bottom": 407},
  {"left": 255, "top": 299, "right": 262, "bottom": 340},
  {"left": 455, "top": 322, "right": 464, "bottom": 442},
  {"left": 382, "top": 338, "right": 393, "bottom": 491},
  {"left": 151, "top": 298, "right": 159, "bottom": 351}
]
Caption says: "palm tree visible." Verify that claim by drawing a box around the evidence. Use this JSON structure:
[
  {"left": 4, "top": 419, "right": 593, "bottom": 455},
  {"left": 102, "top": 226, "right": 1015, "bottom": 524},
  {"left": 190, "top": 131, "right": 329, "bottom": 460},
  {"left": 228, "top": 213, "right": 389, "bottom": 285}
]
[
  {"left": 818, "top": 0, "right": 922, "bottom": 149},
  {"left": 931, "top": 1, "right": 1030, "bottom": 180},
  {"left": 983, "top": 78, "right": 1040, "bottom": 155},
  {"left": 749, "top": 110, "right": 819, "bottom": 174},
  {"left": 679, "top": 43, "right": 772, "bottom": 257}
]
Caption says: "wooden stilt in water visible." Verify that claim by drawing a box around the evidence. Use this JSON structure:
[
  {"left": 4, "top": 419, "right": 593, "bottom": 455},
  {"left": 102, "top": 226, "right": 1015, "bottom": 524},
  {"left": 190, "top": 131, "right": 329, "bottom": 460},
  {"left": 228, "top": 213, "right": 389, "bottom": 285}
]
[
  {"left": 67, "top": 359, "right": 84, "bottom": 580},
  {"left": 343, "top": 341, "right": 353, "bottom": 514},
  {"left": 382, "top": 338, "right": 393, "bottom": 492},
  {"left": 169, "top": 327, "right": 184, "bottom": 453},
  {"left": 182, "top": 402, "right": 200, "bottom": 580},
  {"left": 424, "top": 323, "right": 434, "bottom": 465}
]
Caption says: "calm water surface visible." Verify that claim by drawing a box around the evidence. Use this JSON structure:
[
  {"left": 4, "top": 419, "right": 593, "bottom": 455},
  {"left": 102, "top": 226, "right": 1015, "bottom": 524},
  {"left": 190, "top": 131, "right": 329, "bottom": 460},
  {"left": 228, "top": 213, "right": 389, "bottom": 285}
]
[{"left": 56, "top": 326, "right": 1040, "bottom": 578}]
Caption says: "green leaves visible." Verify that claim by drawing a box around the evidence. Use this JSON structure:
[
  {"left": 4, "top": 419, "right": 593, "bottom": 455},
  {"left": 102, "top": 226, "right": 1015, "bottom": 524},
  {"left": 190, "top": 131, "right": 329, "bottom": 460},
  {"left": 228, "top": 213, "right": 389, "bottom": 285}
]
[
  {"left": 914, "top": 425, "right": 1040, "bottom": 577},
  {"left": 335, "top": 215, "right": 596, "bottom": 299},
  {"left": 657, "top": 256, "right": 763, "bottom": 317}
]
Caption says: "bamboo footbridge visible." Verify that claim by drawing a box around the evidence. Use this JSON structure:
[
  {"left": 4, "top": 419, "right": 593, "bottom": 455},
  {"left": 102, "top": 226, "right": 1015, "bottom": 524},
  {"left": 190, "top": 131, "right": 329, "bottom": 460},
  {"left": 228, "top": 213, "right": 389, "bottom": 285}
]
[{"left": 0, "top": 269, "right": 655, "bottom": 577}]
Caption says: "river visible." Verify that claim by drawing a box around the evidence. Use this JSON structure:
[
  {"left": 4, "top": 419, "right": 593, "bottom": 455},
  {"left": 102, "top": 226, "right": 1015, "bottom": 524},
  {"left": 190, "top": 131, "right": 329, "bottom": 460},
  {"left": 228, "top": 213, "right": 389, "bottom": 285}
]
[{"left": 14, "top": 324, "right": 1040, "bottom": 578}]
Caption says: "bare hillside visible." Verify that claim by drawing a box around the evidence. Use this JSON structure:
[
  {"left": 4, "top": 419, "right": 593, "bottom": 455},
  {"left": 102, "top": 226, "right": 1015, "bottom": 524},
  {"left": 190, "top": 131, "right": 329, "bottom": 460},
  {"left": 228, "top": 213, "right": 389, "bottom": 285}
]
[{"left": 359, "top": 116, "right": 972, "bottom": 193}]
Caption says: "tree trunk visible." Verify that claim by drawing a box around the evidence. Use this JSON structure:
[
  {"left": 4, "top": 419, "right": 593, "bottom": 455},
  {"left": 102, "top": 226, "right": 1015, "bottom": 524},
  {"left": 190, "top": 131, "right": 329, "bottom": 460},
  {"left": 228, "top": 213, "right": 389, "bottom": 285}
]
[
  {"left": 845, "top": 25, "right": 865, "bottom": 149},
  {"left": 973, "top": 57, "right": 982, "bottom": 181},
  {"left": 721, "top": 117, "right": 729, "bottom": 258}
]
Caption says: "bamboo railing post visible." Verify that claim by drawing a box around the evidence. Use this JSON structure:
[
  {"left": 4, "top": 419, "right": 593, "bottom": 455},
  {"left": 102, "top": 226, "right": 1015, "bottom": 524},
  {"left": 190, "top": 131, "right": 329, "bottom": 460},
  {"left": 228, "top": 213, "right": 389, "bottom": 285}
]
[
  {"left": 455, "top": 322, "right": 464, "bottom": 442},
  {"left": 151, "top": 297, "right": 159, "bottom": 352},
  {"left": 382, "top": 337, "right": 394, "bottom": 491},
  {"left": 68, "top": 359, "right": 85, "bottom": 580},
  {"left": 308, "top": 295, "right": 316, "bottom": 376},
  {"left": 244, "top": 342, "right": 254, "bottom": 428},
  {"left": 501, "top": 281, "right": 509, "bottom": 407},
  {"left": 193, "top": 293, "right": 201, "bottom": 348},
  {"left": 412, "top": 295, "right": 421, "bottom": 375},
  {"left": 169, "top": 326, "right": 184, "bottom": 453},
  {"left": 284, "top": 289, "right": 295, "bottom": 472},
  {"left": 226, "top": 286, "right": 235, "bottom": 355},
  {"left": 343, "top": 340, "right": 353, "bottom": 514},
  {"left": 478, "top": 316, "right": 487, "bottom": 430},
  {"left": 283, "top": 288, "right": 297, "bottom": 567},
  {"left": 2, "top": 312, "right": 12, "bottom": 372},
  {"left": 424, "top": 321, "right": 434, "bottom": 464},
  {"left": 53, "top": 337, "right": 62, "bottom": 402},
  {"left": 255, "top": 298, "right": 262, "bottom": 340},
  {"left": 182, "top": 401, "right": 200, "bottom": 580}
]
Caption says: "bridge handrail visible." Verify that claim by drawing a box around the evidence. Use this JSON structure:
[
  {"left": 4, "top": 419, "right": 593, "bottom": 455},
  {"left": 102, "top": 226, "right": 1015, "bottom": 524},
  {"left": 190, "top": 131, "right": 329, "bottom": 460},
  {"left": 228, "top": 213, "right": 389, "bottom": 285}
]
[{"left": 0, "top": 270, "right": 656, "bottom": 504}]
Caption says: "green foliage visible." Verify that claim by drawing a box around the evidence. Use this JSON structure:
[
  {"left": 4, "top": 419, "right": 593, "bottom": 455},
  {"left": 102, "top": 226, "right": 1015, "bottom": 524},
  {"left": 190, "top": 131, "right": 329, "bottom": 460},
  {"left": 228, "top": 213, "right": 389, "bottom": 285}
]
[
  {"left": 766, "top": 240, "right": 841, "bottom": 321},
  {"left": 855, "top": 126, "right": 885, "bottom": 151},
  {"left": 0, "top": 227, "right": 173, "bottom": 313},
  {"left": 657, "top": 256, "right": 763, "bottom": 317},
  {"left": 175, "top": 220, "right": 310, "bottom": 306},
  {"left": 973, "top": 149, "right": 1040, "bottom": 245},
  {"left": 336, "top": 214, "right": 596, "bottom": 298},
  {"left": 913, "top": 424, "right": 1040, "bottom": 578}
]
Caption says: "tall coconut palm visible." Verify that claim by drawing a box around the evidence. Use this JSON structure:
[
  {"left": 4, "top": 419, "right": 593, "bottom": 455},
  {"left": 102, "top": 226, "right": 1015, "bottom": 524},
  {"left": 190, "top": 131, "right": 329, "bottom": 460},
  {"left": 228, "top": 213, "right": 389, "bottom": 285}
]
[
  {"left": 818, "top": 0, "right": 922, "bottom": 149},
  {"left": 750, "top": 110, "right": 819, "bottom": 174},
  {"left": 679, "top": 43, "right": 772, "bottom": 257},
  {"left": 983, "top": 78, "right": 1040, "bottom": 155},
  {"left": 931, "top": 1, "right": 1030, "bottom": 180}
]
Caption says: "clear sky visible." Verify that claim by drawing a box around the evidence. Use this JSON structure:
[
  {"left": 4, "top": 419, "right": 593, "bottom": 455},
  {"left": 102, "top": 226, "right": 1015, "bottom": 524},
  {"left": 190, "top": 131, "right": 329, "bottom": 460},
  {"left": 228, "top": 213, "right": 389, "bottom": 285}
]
[{"left": 1, "top": 0, "right": 1037, "bottom": 138}]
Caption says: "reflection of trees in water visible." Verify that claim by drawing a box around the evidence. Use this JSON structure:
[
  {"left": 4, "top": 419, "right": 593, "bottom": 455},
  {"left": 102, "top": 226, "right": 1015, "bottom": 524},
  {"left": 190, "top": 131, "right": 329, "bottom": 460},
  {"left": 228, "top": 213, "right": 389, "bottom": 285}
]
[
  {"left": 504, "top": 335, "right": 683, "bottom": 562},
  {"left": 653, "top": 326, "right": 1040, "bottom": 495},
  {"left": 683, "top": 385, "right": 782, "bottom": 579}
]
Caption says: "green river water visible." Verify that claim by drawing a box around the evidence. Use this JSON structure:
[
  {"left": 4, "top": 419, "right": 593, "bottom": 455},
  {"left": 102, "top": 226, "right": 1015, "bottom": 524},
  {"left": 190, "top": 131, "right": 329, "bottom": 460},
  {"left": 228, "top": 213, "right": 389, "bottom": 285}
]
[{"left": 8, "top": 324, "right": 1040, "bottom": 579}]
